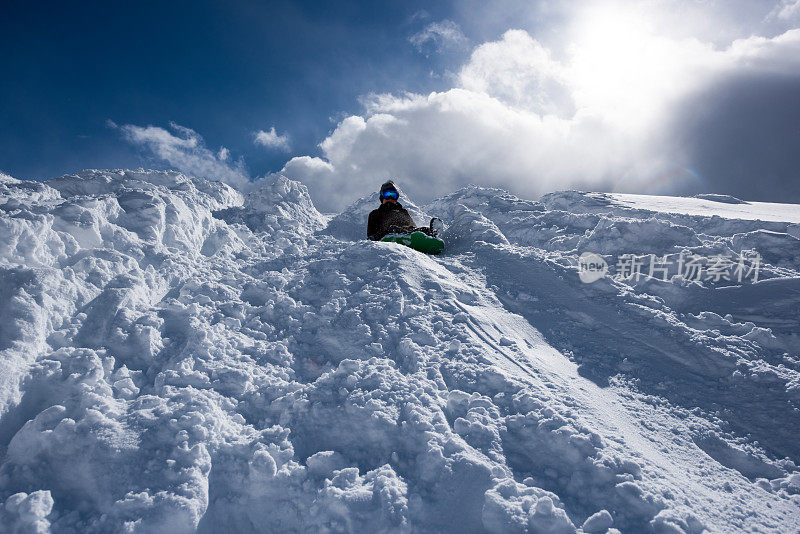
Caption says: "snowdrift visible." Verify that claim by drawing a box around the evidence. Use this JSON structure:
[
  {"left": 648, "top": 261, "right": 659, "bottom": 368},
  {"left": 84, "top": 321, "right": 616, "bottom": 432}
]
[{"left": 0, "top": 170, "right": 798, "bottom": 533}]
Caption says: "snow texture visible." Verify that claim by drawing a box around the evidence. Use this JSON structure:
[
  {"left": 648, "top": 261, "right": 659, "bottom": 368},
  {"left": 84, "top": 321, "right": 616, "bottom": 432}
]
[{"left": 0, "top": 170, "right": 799, "bottom": 533}]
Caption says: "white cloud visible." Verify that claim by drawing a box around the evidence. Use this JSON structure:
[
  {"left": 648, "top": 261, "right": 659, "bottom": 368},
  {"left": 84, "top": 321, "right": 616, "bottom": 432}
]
[
  {"left": 115, "top": 121, "right": 249, "bottom": 188},
  {"left": 726, "top": 28, "right": 800, "bottom": 72},
  {"left": 409, "top": 20, "right": 468, "bottom": 54},
  {"left": 768, "top": 0, "right": 800, "bottom": 22},
  {"left": 280, "top": 88, "right": 638, "bottom": 211},
  {"left": 280, "top": 24, "right": 800, "bottom": 211},
  {"left": 254, "top": 127, "right": 291, "bottom": 151},
  {"left": 218, "top": 147, "right": 230, "bottom": 161},
  {"left": 458, "top": 29, "right": 573, "bottom": 116}
]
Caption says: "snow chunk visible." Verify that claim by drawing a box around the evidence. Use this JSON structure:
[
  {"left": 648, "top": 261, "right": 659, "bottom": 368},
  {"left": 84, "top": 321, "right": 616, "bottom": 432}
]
[
  {"left": 0, "top": 491, "right": 54, "bottom": 534},
  {"left": 527, "top": 496, "right": 575, "bottom": 533},
  {"left": 582, "top": 509, "right": 614, "bottom": 532}
]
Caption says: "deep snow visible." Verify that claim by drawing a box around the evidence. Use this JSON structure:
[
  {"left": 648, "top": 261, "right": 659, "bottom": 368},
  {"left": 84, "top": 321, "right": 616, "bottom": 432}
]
[{"left": 0, "top": 169, "right": 798, "bottom": 533}]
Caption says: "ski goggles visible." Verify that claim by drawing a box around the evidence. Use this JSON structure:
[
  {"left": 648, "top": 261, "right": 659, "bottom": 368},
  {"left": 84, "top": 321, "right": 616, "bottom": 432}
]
[{"left": 380, "top": 189, "right": 399, "bottom": 201}]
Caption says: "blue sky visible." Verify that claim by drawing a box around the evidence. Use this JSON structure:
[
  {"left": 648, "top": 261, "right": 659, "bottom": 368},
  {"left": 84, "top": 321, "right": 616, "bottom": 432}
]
[
  {"left": 0, "top": 1, "right": 457, "bottom": 178},
  {"left": 3, "top": 0, "right": 800, "bottom": 209}
]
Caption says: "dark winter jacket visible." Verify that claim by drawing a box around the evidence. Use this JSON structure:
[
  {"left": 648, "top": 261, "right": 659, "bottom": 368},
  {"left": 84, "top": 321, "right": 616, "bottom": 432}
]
[{"left": 367, "top": 201, "right": 417, "bottom": 241}]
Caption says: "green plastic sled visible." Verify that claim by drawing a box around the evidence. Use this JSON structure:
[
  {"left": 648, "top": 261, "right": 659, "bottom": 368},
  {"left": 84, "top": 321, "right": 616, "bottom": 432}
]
[{"left": 381, "top": 231, "right": 445, "bottom": 255}]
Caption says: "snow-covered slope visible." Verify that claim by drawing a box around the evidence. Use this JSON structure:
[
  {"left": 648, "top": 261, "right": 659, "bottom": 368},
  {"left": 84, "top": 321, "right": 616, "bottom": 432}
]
[{"left": 0, "top": 171, "right": 798, "bottom": 533}]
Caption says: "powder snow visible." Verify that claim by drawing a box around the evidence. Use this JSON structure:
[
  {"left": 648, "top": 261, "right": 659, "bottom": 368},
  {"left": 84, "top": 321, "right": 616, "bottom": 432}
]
[{"left": 0, "top": 169, "right": 798, "bottom": 533}]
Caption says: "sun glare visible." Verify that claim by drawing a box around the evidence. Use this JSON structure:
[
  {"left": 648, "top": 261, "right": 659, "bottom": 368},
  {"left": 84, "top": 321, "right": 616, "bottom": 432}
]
[{"left": 567, "top": 4, "right": 678, "bottom": 127}]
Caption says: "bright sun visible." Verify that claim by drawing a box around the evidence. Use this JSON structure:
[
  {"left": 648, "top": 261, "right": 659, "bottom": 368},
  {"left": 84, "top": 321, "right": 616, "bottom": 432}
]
[{"left": 567, "top": 4, "right": 680, "bottom": 127}]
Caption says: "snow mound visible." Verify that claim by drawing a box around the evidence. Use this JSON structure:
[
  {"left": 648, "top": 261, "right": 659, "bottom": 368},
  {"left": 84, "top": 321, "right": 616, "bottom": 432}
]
[
  {"left": 213, "top": 175, "right": 325, "bottom": 235},
  {"left": 1, "top": 174, "right": 799, "bottom": 533}
]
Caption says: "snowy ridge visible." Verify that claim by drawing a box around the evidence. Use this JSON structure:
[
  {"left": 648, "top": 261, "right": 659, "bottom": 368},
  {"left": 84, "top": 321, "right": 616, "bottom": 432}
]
[{"left": 0, "top": 170, "right": 798, "bottom": 533}]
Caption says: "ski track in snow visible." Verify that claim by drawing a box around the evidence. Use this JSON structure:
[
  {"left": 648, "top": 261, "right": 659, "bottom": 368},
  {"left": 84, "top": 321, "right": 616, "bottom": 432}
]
[{"left": 0, "top": 170, "right": 799, "bottom": 533}]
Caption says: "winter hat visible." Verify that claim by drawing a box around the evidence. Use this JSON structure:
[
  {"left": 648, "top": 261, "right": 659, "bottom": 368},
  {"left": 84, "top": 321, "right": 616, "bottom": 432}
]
[{"left": 379, "top": 180, "right": 399, "bottom": 199}]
